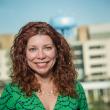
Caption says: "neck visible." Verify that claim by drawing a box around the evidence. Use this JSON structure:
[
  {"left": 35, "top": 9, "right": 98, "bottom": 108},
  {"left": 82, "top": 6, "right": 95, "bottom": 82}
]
[
  {"left": 35, "top": 74, "right": 57, "bottom": 95},
  {"left": 35, "top": 74, "right": 53, "bottom": 84}
]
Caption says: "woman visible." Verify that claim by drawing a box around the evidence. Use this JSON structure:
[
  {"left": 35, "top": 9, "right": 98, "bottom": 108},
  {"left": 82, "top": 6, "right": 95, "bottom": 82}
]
[{"left": 0, "top": 22, "right": 88, "bottom": 110}]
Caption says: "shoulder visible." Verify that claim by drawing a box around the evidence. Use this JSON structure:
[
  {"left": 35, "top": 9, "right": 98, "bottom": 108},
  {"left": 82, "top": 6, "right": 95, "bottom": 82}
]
[
  {"left": 0, "top": 83, "right": 23, "bottom": 109},
  {"left": 1, "top": 82, "right": 24, "bottom": 97},
  {"left": 75, "top": 82, "right": 88, "bottom": 110},
  {"left": 75, "top": 81, "right": 86, "bottom": 95},
  {"left": 75, "top": 81, "right": 88, "bottom": 102},
  {"left": 5, "top": 82, "right": 20, "bottom": 91}
]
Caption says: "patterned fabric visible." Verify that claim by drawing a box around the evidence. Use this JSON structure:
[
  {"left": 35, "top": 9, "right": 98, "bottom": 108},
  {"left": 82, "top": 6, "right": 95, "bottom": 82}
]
[{"left": 0, "top": 82, "right": 88, "bottom": 110}]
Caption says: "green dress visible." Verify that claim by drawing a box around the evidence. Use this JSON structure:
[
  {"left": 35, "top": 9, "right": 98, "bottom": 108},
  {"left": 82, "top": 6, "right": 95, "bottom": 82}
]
[{"left": 0, "top": 82, "right": 88, "bottom": 110}]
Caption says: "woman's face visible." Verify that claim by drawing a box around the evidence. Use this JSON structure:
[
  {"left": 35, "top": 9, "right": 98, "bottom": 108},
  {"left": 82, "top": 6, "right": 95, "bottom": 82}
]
[{"left": 26, "top": 34, "right": 57, "bottom": 76}]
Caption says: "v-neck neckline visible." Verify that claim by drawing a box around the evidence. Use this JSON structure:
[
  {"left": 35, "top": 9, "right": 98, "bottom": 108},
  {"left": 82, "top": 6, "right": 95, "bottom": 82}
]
[{"left": 33, "top": 92, "right": 59, "bottom": 110}]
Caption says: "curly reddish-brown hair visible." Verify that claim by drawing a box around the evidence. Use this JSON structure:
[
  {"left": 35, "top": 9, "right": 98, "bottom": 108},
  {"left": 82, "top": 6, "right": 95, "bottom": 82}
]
[{"left": 10, "top": 22, "right": 77, "bottom": 96}]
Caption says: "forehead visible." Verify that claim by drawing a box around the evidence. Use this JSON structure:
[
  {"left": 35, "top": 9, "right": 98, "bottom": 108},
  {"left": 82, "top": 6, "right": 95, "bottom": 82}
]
[{"left": 27, "top": 34, "right": 53, "bottom": 46}]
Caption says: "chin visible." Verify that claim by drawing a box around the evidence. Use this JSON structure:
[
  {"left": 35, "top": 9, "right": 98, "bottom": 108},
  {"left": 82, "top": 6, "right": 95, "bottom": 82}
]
[{"left": 35, "top": 69, "right": 51, "bottom": 76}]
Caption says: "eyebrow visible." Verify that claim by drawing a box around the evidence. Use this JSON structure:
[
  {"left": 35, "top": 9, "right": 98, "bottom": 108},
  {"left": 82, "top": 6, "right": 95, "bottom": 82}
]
[
  {"left": 27, "top": 44, "right": 54, "bottom": 47},
  {"left": 44, "top": 44, "right": 54, "bottom": 46}
]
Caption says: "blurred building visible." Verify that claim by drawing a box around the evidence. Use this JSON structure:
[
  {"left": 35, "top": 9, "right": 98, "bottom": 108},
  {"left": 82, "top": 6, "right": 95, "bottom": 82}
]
[
  {"left": 77, "top": 26, "right": 90, "bottom": 42},
  {"left": 72, "top": 39, "right": 110, "bottom": 81},
  {"left": 0, "top": 49, "right": 11, "bottom": 81},
  {"left": 0, "top": 34, "right": 14, "bottom": 49},
  {"left": 71, "top": 41, "right": 84, "bottom": 80},
  {"left": 72, "top": 23, "right": 110, "bottom": 81},
  {"left": 72, "top": 23, "right": 110, "bottom": 105},
  {"left": 83, "top": 39, "right": 110, "bottom": 81},
  {"left": 0, "top": 34, "right": 14, "bottom": 83},
  {"left": 88, "top": 23, "right": 110, "bottom": 39}
]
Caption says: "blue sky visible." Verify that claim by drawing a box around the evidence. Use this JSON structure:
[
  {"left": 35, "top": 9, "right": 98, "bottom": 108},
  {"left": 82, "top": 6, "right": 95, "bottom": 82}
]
[{"left": 0, "top": 0, "right": 110, "bottom": 34}]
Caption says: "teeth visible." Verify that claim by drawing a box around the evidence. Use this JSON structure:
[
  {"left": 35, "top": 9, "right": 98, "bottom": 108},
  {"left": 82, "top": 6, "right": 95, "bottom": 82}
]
[
  {"left": 39, "top": 62, "right": 45, "bottom": 63},
  {"left": 37, "top": 62, "right": 47, "bottom": 67},
  {"left": 38, "top": 62, "right": 46, "bottom": 63}
]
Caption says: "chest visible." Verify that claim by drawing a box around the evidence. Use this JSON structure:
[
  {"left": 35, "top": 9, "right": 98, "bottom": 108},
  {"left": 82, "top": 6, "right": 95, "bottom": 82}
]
[
  {"left": 37, "top": 93, "right": 58, "bottom": 110},
  {"left": 15, "top": 95, "right": 79, "bottom": 110}
]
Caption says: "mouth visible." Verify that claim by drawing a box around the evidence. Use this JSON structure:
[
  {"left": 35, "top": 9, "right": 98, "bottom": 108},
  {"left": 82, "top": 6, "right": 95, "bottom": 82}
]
[
  {"left": 34, "top": 61, "right": 49, "bottom": 68},
  {"left": 35, "top": 61, "right": 49, "bottom": 63}
]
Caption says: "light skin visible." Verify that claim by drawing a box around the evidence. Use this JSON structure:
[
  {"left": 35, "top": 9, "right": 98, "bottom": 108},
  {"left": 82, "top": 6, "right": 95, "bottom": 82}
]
[
  {"left": 26, "top": 34, "right": 57, "bottom": 78},
  {"left": 26, "top": 34, "right": 58, "bottom": 110}
]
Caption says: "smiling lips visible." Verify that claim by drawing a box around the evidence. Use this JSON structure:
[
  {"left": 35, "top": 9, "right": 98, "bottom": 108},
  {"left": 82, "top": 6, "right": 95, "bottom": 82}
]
[{"left": 35, "top": 61, "right": 49, "bottom": 68}]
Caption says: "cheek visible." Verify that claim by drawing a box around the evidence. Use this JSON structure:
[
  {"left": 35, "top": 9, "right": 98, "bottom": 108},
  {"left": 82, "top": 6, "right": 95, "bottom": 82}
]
[
  {"left": 49, "top": 51, "right": 57, "bottom": 60},
  {"left": 26, "top": 52, "right": 35, "bottom": 60}
]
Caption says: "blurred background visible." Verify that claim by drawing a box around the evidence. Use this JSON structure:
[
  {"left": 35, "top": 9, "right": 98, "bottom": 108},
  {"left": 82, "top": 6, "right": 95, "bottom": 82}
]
[{"left": 0, "top": 0, "right": 110, "bottom": 110}]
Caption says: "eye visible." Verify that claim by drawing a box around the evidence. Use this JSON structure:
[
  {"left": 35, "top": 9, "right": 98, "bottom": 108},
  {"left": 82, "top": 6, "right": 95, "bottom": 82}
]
[
  {"left": 28, "top": 48, "right": 37, "bottom": 52},
  {"left": 45, "top": 46, "right": 52, "bottom": 50}
]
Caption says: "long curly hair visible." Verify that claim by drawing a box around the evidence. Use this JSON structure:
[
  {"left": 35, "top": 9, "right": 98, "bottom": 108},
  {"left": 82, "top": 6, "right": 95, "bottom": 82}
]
[{"left": 10, "top": 22, "right": 77, "bottom": 96}]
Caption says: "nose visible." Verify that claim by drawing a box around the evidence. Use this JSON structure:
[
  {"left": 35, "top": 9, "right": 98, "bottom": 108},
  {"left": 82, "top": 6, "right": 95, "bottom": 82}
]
[{"left": 37, "top": 49, "right": 46, "bottom": 59}]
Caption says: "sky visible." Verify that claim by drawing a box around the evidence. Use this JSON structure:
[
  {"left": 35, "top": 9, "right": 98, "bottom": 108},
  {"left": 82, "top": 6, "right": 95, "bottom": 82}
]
[{"left": 0, "top": 0, "right": 110, "bottom": 34}]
